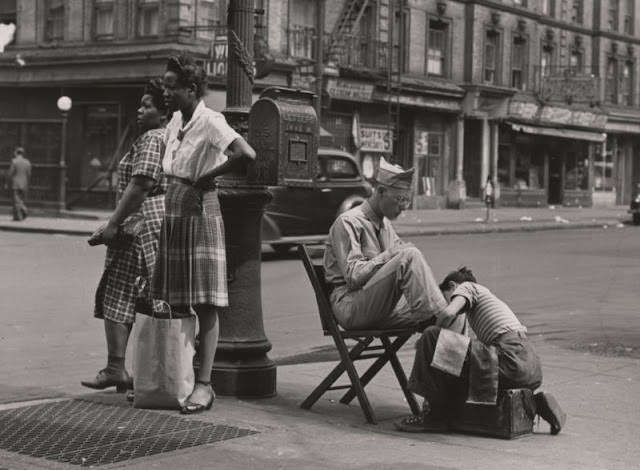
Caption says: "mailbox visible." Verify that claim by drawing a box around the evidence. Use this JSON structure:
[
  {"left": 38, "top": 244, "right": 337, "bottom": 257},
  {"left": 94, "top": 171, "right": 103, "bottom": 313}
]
[{"left": 248, "top": 87, "right": 319, "bottom": 186}]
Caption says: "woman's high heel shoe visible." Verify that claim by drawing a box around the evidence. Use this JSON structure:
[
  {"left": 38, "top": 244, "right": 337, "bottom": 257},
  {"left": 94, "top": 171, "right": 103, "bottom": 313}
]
[
  {"left": 81, "top": 368, "right": 132, "bottom": 393},
  {"left": 180, "top": 381, "right": 215, "bottom": 415}
]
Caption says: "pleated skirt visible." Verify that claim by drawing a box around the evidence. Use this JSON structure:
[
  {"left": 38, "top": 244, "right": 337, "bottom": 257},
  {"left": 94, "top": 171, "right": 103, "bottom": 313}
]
[{"left": 151, "top": 182, "right": 228, "bottom": 308}]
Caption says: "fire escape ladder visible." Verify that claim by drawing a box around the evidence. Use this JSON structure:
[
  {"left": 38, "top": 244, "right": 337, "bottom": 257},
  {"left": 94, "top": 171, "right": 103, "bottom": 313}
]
[
  {"left": 327, "top": 0, "right": 370, "bottom": 62},
  {"left": 386, "top": 0, "right": 403, "bottom": 164}
]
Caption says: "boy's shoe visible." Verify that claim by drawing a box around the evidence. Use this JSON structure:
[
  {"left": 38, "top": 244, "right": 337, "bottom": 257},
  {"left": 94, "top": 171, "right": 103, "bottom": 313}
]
[
  {"left": 394, "top": 413, "right": 449, "bottom": 433},
  {"left": 535, "top": 392, "right": 566, "bottom": 435}
]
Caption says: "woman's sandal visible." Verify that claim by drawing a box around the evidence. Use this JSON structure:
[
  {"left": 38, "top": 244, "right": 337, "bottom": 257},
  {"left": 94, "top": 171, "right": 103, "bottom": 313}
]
[{"left": 180, "top": 380, "right": 215, "bottom": 415}]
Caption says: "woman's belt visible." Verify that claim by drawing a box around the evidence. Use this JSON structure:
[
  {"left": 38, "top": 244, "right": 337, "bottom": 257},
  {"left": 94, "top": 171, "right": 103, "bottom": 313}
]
[
  {"left": 147, "top": 186, "right": 166, "bottom": 198},
  {"left": 165, "top": 175, "right": 217, "bottom": 191}
]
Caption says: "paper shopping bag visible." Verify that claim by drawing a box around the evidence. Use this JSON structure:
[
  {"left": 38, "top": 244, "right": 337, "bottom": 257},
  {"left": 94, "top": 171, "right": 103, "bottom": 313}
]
[{"left": 132, "top": 312, "right": 196, "bottom": 409}]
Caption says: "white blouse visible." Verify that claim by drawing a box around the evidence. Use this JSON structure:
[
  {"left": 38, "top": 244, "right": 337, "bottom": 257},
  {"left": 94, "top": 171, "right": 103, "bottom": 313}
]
[{"left": 162, "top": 100, "right": 240, "bottom": 181}]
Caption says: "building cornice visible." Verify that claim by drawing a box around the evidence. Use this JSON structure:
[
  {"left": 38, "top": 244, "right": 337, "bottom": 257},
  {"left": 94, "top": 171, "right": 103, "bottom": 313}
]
[{"left": 467, "top": 0, "right": 640, "bottom": 46}]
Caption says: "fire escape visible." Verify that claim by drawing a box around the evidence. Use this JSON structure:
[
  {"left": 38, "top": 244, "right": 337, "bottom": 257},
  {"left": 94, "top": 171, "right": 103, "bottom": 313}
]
[{"left": 326, "top": 0, "right": 403, "bottom": 160}]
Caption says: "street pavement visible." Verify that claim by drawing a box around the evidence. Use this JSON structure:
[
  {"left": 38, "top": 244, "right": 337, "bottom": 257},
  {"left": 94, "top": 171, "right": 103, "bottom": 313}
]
[
  {"left": 0, "top": 206, "right": 638, "bottom": 469},
  {"left": 0, "top": 204, "right": 633, "bottom": 239}
]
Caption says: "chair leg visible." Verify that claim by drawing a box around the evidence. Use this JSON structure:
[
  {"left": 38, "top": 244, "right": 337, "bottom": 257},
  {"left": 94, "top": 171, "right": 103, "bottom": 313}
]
[
  {"left": 342, "top": 356, "right": 377, "bottom": 424},
  {"left": 340, "top": 335, "right": 410, "bottom": 405},
  {"left": 300, "top": 338, "right": 375, "bottom": 424},
  {"left": 381, "top": 336, "right": 421, "bottom": 416}
]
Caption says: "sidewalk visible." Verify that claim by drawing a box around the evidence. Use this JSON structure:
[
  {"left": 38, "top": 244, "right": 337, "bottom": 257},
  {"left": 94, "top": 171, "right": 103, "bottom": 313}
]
[
  {"left": 0, "top": 204, "right": 632, "bottom": 238},
  {"left": 0, "top": 338, "right": 637, "bottom": 469}
]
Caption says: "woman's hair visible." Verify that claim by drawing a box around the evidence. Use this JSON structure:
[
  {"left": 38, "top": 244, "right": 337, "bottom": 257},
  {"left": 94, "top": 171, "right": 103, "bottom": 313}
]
[
  {"left": 143, "top": 78, "right": 167, "bottom": 115},
  {"left": 439, "top": 266, "right": 477, "bottom": 291},
  {"left": 166, "top": 52, "right": 207, "bottom": 98}
]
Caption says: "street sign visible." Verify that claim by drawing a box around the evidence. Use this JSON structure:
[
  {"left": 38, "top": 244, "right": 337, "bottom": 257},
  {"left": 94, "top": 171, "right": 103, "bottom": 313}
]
[{"left": 205, "top": 35, "right": 228, "bottom": 79}]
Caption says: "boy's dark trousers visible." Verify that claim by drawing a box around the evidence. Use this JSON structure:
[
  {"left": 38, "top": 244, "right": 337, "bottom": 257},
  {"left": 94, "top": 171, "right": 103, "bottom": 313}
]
[{"left": 407, "top": 326, "right": 543, "bottom": 417}]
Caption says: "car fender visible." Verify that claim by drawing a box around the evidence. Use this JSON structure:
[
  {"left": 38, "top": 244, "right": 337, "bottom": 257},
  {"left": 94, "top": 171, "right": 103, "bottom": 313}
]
[
  {"left": 261, "top": 213, "right": 282, "bottom": 242},
  {"left": 337, "top": 194, "right": 366, "bottom": 217}
]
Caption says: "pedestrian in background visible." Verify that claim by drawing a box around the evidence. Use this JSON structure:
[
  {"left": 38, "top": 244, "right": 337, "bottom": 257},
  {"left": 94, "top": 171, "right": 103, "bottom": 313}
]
[
  {"left": 83, "top": 79, "right": 168, "bottom": 394},
  {"left": 151, "top": 53, "right": 256, "bottom": 414},
  {"left": 483, "top": 175, "right": 495, "bottom": 223},
  {"left": 8, "top": 146, "right": 31, "bottom": 221}
]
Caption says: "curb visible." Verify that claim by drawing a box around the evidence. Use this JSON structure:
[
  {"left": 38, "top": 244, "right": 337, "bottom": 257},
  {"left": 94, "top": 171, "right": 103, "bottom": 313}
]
[
  {"left": 0, "top": 219, "right": 626, "bottom": 239},
  {"left": 396, "top": 219, "right": 625, "bottom": 237},
  {"left": 0, "top": 225, "right": 94, "bottom": 237}
]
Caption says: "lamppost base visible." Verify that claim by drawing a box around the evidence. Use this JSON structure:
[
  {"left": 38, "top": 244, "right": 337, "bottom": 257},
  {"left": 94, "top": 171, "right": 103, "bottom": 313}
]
[
  {"left": 212, "top": 357, "right": 277, "bottom": 398},
  {"left": 212, "top": 185, "right": 276, "bottom": 398}
]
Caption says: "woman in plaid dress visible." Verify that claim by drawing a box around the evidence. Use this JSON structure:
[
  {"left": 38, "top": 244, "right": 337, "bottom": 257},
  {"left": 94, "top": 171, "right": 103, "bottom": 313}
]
[
  {"left": 151, "top": 53, "right": 256, "bottom": 414},
  {"left": 82, "top": 80, "right": 168, "bottom": 393}
]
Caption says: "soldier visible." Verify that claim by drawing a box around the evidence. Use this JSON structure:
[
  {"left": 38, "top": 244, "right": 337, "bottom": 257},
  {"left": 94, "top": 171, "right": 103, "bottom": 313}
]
[{"left": 323, "top": 157, "right": 458, "bottom": 332}]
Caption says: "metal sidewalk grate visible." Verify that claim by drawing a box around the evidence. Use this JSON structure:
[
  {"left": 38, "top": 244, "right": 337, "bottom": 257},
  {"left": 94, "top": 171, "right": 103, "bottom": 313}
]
[{"left": 0, "top": 399, "right": 258, "bottom": 466}]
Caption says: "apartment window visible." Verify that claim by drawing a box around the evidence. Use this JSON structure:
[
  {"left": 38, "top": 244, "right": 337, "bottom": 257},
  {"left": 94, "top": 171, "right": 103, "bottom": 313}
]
[
  {"left": 288, "top": 0, "right": 316, "bottom": 60},
  {"left": 426, "top": 20, "right": 448, "bottom": 77},
  {"left": 623, "top": 0, "right": 634, "bottom": 35},
  {"left": 621, "top": 60, "right": 633, "bottom": 105},
  {"left": 196, "top": 0, "right": 226, "bottom": 40},
  {"left": 0, "top": 0, "right": 16, "bottom": 50},
  {"left": 542, "top": 0, "right": 555, "bottom": 17},
  {"left": 511, "top": 38, "right": 526, "bottom": 89},
  {"left": 45, "top": 0, "right": 64, "bottom": 41},
  {"left": 0, "top": 0, "right": 16, "bottom": 24},
  {"left": 571, "top": 0, "right": 583, "bottom": 24},
  {"left": 609, "top": 0, "right": 619, "bottom": 31},
  {"left": 541, "top": 46, "right": 554, "bottom": 77},
  {"left": 94, "top": 0, "right": 114, "bottom": 39},
  {"left": 569, "top": 49, "right": 582, "bottom": 74},
  {"left": 606, "top": 57, "right": 618, "bottom": 103},
  {"left": 484, "top": 31, "right": 500, "bottom": 84},
  {"left": 137, "top": 0, "right": 159, "bottom": 37}
]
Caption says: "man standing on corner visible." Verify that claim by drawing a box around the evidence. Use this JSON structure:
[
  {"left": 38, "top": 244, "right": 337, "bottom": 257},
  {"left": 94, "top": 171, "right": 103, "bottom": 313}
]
[
  {"left": 8, "top": 147, "right": 31, "bottom": 221},
  {"left": 323, "top": 157, "right": 457, "bottom": 332}
]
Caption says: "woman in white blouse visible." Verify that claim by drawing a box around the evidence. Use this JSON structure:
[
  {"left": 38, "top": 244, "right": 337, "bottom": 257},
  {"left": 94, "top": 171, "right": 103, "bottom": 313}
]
[{"left": 151, "top": 53, "right": 256, "bottom": 414}]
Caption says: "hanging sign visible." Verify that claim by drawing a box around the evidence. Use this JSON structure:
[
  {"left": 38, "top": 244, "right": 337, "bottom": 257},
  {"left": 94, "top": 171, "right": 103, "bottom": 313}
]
[
  {"left": 359, "top": 126, "right": 393, "bottom": 153},
  {"left": 326, "top": 78, "right": 374, "bottom": 102}
]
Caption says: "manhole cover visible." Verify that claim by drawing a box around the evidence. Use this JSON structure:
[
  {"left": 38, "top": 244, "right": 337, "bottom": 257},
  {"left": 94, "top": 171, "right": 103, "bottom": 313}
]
[{"left": 0, "top": 399, "right": 257, "bottom": 466}]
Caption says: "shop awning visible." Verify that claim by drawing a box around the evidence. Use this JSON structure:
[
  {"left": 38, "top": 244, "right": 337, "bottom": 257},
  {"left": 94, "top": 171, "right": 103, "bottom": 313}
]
[{"left": 509, "top": 122, "right": 607, "bottom": 142}]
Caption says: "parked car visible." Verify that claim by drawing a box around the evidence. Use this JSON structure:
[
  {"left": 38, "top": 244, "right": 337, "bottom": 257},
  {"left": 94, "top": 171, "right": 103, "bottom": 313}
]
[
  {"left": 629, "top": 183, "right": 640, "bottom": 225},
  {"left": 262, "top": 148, "right": 372, "bottom": 253}
]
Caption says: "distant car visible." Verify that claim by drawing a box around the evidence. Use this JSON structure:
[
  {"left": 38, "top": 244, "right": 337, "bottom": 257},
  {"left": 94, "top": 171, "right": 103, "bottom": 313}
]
[
  {"left": 262, "top": 148, "right": 372, "bottom": 253},
  {"left": 629, "top": 183, "right": 640, "bottom": 225}
]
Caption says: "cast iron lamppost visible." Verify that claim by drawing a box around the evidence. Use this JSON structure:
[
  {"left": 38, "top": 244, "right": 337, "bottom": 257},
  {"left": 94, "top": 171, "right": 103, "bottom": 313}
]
[
  {"left": 212, "top": 0, "right": 276, "bottom": 398},
  {"left": 56, "top": 95, "right": 72, "bottom": 211}
]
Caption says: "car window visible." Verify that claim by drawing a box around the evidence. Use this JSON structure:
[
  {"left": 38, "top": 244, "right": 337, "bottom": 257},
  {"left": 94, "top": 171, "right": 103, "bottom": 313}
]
[{"left": 318, "top": 156, "right": 359, "bottom": 179}]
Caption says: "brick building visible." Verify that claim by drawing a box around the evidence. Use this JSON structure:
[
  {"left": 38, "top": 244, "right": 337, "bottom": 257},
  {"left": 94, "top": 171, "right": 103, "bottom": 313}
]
[{"left": 1, "top": 0, "right": 640, "bottom": 209}]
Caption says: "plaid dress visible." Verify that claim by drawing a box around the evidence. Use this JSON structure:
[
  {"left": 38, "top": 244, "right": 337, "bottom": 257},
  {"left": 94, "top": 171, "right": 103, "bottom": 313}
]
[
  {"left": 94, "top": 128, "right": 167, "bottom": 324},
  {"left": 150, "top": 182, "right": 228, "bottom": 308}
]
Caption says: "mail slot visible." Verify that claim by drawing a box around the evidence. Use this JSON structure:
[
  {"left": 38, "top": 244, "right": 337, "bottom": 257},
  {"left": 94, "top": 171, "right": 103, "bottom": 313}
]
[{"left": 248, "top": 87, "right": 319, "bottom": 186}]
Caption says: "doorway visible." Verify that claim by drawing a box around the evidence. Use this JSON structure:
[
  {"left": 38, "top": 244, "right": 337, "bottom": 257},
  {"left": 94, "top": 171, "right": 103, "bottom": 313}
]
[{"left": 548, "top": 152, "right": 563, "bottom": 205}]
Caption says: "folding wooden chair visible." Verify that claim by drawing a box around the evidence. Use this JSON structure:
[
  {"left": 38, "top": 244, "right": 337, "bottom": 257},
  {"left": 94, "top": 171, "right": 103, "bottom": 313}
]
[{"left": 298, "top": 244, "right": 421, "bottom": 424}]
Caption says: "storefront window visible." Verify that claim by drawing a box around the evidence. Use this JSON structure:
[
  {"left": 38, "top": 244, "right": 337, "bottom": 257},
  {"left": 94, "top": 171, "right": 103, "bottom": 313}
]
[
  {"left": 565, "top": 151, "right": 588, "bottom": 190},
  {"left": 595, "top": 139, "right": 616, "bottom": 191},
  {"left": 513, "top": 135, "right": 543, "bottom": 189},
  {"left": 414, "top": 130, "right": 442, "bottom": 196}
]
